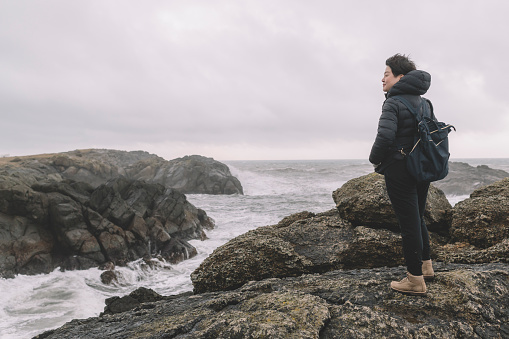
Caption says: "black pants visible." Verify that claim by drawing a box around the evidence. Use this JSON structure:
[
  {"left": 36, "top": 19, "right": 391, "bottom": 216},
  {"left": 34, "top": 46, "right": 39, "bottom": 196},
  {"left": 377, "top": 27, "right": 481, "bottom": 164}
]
[{"left": 384, "top": 160, "right": 431, "bottom": 276}]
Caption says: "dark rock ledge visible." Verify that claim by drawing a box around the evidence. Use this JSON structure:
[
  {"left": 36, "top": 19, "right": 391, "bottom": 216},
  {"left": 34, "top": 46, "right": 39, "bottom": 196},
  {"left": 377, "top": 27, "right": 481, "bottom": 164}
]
[
  {"left": 0, "top": 175, "right": 214, "bottom": 278},
  {"left": 0, "top": 149, "right": 244, "bottom": 278}
]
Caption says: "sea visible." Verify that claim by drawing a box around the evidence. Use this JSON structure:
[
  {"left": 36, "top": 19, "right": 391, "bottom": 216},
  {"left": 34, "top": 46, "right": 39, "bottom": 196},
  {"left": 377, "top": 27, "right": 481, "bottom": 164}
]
[{"left": 1, "top": 158, "right": 508, "bottom": 339}]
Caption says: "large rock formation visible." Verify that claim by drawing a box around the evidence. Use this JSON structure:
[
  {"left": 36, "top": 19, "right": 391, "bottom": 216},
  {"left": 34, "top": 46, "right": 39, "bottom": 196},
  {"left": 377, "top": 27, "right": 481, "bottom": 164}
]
[
  {"left": 0, "top": 149, "right": 242, "bottom": 277},
  {"left": 434, "top": 161, "right": 509, "bottom": 196},
  {"left": 2, "top": 149, "right": 243, "bottom": 195},
  {"left": 332, "top": 173, "right": 451, "bottom": 234},
  {"left": 191, "top": 209, "right": 408, "bottom": 293},
  {"left": 191, "top": 174, "right": 508, "bottom": 294},
  {"left": 35, "top": 263, "right": 509, "bottom": 339},
  {"left": 0, "top": 171, "right": 214, "bottom": 278}
]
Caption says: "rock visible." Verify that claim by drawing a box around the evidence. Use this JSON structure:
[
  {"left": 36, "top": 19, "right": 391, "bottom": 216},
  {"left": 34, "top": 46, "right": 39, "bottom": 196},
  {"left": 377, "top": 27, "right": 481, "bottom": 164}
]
[
  {"left": 103, "top": 287, "right": 164, "bottom": 315},
  {"left": 191, "top": 175, "right": 508, "bottom": 294},
  {"left": 100, "top": 270, "right": 118, "bottom": 285},
  {"left": 332, "top": 173, "right": 452, "bottom": 234},
  {"left": 450, "top": 177, "right": 509, "bottom": 248},
  {"left": 432, "top": 239, "right": 509, "bottom": 265},
  {"left": 191, "top": 209, "right": 406, "bottom": 294},
  {"left": 103, "top": 295, "right": 140, "bottom": 315},
  {"left": 30, "top": 172, "right": 509, "bottom": 338},
  {"left": 128, "top": 155, "right": 243, "bottom": 195},
  {"left": 0, "top": 149, "right": 243, "bottom": 194},
  {"left": 34, "top": 263, "right": 509, "bottom": 339},
  {"left": 434, "top": 161, "right": 509, "bottom": 196},
  {"left": 0, "top": 176, "right": 214, "bottom": 278}
]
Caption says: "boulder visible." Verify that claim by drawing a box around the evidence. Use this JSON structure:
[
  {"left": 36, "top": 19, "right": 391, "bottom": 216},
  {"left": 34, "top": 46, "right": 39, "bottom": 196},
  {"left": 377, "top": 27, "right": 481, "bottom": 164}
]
[
  {"left": 332, "top": 173, "right": 452, "bottom": 234},
  {"left": 450, "top": 177, "right": 509, "bottom": 248},
  {"left": 434, "top": 161, "right": 509, "bottom": 196},
  {"left": 34, "top": 263, "right": 509, "bottom": 339},
  {"left": 0, "top": 176, "right": 214, "bottom": 278},
  {"left": 103, "top": 287, "right": 165, "bottom": 315}
]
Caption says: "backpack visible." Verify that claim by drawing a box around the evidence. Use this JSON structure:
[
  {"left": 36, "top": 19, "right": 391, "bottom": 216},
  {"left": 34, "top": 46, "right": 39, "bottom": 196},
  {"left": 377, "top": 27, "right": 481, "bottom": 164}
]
[{"left": 392, "top": 96, "right": 455, "bottom": 182}]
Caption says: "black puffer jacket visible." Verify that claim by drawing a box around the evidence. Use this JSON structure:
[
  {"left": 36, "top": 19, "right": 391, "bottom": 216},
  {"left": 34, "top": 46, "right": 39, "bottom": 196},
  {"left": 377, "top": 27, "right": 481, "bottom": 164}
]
[{"left": 369, "top": 70, "right": 434, "bottom": 174}]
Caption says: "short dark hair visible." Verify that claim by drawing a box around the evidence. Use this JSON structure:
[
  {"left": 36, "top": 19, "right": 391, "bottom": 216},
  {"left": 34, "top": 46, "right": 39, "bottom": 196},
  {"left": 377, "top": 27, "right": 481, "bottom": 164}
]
[{"left": 386, "top": 54, "right": 416, "bottom": 76}]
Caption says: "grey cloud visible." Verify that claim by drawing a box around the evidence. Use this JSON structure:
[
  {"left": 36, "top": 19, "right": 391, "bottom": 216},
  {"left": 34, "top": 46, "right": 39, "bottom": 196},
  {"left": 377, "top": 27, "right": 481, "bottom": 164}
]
[{"left": 1, "top": 0, "right": 508, "bottom": 159}]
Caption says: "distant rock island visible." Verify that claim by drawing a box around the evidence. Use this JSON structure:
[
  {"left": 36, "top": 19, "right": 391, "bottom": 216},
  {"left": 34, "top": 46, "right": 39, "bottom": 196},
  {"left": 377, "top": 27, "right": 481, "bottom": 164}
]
[
  {"left": 435, "top": 161, "right": 509, "bottom": 196},
  {"left": 3, "top": 149, "right": 243, "bottom": 194},
  {"left": 0, "top": 149, "right": 242, "bottom": 278},
  {"left": 35, "top": 174, "right": 509, "bottom": 338}
]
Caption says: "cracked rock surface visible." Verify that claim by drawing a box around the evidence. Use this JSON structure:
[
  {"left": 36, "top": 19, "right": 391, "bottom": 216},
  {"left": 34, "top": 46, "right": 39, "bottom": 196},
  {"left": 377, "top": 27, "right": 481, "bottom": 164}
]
[{"left": 35, "top": 264, "right": 508, "bottom": 339}]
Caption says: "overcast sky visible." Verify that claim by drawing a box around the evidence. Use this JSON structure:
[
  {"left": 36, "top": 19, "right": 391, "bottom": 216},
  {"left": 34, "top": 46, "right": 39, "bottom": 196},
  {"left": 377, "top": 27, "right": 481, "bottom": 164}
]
[{"left": 1, "top": 1, "right": 508, "bottom": 160}]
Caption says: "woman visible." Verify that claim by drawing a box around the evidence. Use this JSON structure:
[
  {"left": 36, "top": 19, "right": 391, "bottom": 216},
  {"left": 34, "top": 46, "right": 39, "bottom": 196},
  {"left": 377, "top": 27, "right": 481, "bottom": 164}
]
[{"left": 369, "top": 53, "right": 435, "bottom": 296}]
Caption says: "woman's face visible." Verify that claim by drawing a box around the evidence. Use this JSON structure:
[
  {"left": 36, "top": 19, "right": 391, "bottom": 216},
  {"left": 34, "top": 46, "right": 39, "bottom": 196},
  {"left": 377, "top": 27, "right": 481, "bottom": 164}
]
[{"left": 382, "top": 66, "right": 403, "bottom": 92}]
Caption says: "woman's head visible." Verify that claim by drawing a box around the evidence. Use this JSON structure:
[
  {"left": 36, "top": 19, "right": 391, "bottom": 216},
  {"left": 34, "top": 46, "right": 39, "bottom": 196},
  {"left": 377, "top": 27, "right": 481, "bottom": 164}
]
[
  {"left": 385, "top": 53, "right": 416, "bottom": 76},
  {"left": 382, "top": 53, "right": 416, "bottom": 92}
]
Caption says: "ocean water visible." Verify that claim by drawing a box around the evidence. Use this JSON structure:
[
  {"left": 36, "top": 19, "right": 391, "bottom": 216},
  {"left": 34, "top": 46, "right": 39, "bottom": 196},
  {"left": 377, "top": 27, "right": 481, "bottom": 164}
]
[{"left": 1, "top": 159, "right": 508, "bottom": 339}]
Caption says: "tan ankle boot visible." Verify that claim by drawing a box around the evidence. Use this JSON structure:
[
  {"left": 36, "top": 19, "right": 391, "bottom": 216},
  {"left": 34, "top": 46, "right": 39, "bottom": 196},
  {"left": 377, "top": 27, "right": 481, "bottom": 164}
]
[
  {"left": 390, "top": 272, "right": 427, "bottom": 296},
  {"left": 422, "top": 259, "right": 434, "bottom": 281}
]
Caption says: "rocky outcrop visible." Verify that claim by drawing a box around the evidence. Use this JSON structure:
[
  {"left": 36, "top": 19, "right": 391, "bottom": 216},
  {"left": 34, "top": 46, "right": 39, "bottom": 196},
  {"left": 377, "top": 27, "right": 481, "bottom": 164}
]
[
  {"left": 0, "top": 173, "right": 214, "bottom": 278},
  {"left": 450, "top": 177, "right": 509, "bottom": 248},
  {"left": 128, "top": 155, "right": 244, "bottom": 195},
  {"left": 1, "top": 149, "right": 243, "bottom": 194},
  {"left": 191, "top": 209, "right": 407, "bottom": 293},
  {"left": 35, "top": 263, "right": 509, "bottom": 339},
  {"left": 434, "top": 161, "right": 509, "bottom": 196},
  {"left": 191, "top": 174, "right": 508, "bottom": 294},
  {"left": 332, "top": 173, "right": 451, "bottom": 234},
  {"left": 31, "top": 175, "right": 509, "bottom": 338}
]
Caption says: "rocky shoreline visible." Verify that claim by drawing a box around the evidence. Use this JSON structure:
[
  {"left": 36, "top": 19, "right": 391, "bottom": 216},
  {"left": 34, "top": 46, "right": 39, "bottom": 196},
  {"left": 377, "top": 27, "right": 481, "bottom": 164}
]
[
  {"left": 0, "top": 150, "right": 243, "bottom": 278},
  {"left": 35, "top": 263, "right": 509, "bottom": 338},
  {"left": 34, "top": 173, "right": 509, "bottom": 338}
]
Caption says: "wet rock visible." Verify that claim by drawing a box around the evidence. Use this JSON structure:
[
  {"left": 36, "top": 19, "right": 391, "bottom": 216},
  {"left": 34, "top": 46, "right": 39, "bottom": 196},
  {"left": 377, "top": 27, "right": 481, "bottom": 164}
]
[
  {"left": 332, "top": 173, "right": 452, "bottom": 234},
  {"left": 0, "top": 176, "right": 214, "bottom": 278},
  {"left": 100, "top": 270, "right": 118, "bottom": 285},
  {"left": 103, "top": 287, "right": 164, "bottom": 315},
  {"left": 34, "top": 264, "right": 509, "bottom": 339}
]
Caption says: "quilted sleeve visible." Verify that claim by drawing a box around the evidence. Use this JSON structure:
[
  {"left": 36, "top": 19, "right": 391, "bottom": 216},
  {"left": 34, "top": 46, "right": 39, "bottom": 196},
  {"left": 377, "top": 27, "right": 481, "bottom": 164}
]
[{"left": 369, "top": 99, "right": 399, "bottom": 165}]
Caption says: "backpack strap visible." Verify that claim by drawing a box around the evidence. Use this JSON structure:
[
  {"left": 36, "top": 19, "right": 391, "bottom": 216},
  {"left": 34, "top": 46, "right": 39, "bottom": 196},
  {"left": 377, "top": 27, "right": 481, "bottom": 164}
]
[
  {"left": 391, "top": 95, "right": 426, "bottom": 157},
  {"left": 423, "top": 98, "right": 434, "bottom": 120}
]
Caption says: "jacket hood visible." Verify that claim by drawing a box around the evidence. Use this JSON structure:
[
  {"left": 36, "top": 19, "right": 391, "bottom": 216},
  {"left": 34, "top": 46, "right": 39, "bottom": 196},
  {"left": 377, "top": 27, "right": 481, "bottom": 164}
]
[{"left": 387, "top": 70, "right": 431, "bottom": 97}]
